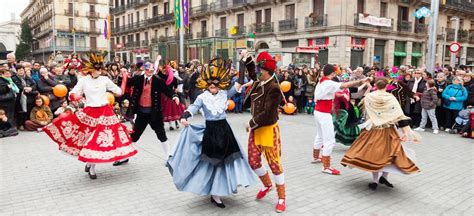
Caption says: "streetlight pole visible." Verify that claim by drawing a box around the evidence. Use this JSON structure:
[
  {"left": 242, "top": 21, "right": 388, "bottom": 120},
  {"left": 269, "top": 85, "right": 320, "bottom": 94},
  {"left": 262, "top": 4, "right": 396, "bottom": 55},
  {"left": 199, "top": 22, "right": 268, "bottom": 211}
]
[
  {"left": 72, "top": 0, "right": 76, "bottom": 53},
  {"left": 450, "top": 17, "right": 459, "bottom": 68},
  {"left": 426, "top": 0, "right": 439, "bottom": 75},
  {"left": 442, "top": 31, "right": 447, "bottom": 67}
]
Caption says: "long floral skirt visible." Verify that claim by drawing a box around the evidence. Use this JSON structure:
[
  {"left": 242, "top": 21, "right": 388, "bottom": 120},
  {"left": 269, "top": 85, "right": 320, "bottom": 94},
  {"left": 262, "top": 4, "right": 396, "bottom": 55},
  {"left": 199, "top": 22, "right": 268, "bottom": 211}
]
[
  {"left": 161, "top": 93, "right": 186, "bottom": 122},
  {"left": 43, "top": 105, "right": 137, "bottom": 163}
]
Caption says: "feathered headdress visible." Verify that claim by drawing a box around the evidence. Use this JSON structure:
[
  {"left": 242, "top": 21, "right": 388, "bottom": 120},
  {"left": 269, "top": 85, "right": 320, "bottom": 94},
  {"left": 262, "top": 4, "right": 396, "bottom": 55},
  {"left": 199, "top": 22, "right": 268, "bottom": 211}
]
[
  {"left": 168, "top": 60, "right": 178, "bottom": 70},
  {"left": 196, "top": 57, "right": 232, "bottom": 89},
  {"left": 81, "top": 52, "right": 106, "bottom": 74}
]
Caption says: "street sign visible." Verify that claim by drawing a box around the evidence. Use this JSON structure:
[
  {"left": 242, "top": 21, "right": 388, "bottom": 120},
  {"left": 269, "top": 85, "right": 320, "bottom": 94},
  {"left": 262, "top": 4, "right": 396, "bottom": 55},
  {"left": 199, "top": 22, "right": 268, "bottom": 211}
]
[
  {"left": 448, "top": 42, "right": 461, "bottom": 53},
  {"left": 415, "top": 7, "right": 431, "bottom": 19}
]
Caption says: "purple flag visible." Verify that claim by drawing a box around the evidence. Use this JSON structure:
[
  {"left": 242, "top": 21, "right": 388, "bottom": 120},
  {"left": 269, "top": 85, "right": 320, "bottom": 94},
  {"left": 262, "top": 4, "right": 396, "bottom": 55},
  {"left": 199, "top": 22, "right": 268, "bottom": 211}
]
[
  {"left": 103, "top": 20, "right": 108, "bottom": 39},
  {"left": 182, "top": 0, "right": 189, "bottom": 27}
]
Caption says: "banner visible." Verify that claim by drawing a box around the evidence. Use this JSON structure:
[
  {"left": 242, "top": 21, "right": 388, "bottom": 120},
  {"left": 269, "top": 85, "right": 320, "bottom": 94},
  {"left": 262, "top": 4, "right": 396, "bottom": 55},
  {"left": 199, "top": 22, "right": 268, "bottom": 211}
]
[
  {"left": 175, "top": 0, "right": 181, "bottom": 29},
  {"left": 107, "top": 15, "right": 111, "bottom": 39},
  {"left": 182, "top": 0, "right": 188, "bottom": 27},
  {"left": 103, "top": 19, "right": 108, "bottom": 39},
  {"left": 358, "top": 14, "right": 391, "bottom": 27}
]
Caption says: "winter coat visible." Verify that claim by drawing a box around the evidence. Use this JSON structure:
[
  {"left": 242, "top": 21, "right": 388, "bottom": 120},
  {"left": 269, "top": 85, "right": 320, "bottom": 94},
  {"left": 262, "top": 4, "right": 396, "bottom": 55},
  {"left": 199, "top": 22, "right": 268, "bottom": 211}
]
[
  {"left": 305, "top": 74, "right": 317, "bottom": 98},
  {"left": 464, "top": 80, "right": 474, "bottom": 106},
  {"left": 403, "top": 78, "right": 426, "bottom": 114},
  {"left": 0, "top": 77, "right": 16, "bottom": 123},
  {"left": 442, "top": 84, "right": 468, "bottom": 111},
  {"left": 420, "top": 88, "right": 438, "bottom": 109}
]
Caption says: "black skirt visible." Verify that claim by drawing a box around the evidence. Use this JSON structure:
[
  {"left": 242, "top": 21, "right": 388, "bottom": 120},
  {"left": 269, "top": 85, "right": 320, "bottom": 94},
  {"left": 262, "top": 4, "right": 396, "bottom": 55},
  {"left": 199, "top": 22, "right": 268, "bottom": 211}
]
[{"left": 201, "top": 119, "right": 242, "bottom": 166}]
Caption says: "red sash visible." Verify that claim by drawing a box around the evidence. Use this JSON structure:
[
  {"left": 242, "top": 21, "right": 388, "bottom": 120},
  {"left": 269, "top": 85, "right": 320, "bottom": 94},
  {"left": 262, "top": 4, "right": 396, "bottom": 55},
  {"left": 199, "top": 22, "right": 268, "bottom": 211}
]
[{"left": 315, "top": 77, "right": 333, "bottom": 114}]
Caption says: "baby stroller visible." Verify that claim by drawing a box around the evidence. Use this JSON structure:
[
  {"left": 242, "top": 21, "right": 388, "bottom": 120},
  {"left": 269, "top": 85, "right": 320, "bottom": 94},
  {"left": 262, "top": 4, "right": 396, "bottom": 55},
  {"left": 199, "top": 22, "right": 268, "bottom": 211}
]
[{"left": 450, "top": 106, "right": 474, "bottom": 134}]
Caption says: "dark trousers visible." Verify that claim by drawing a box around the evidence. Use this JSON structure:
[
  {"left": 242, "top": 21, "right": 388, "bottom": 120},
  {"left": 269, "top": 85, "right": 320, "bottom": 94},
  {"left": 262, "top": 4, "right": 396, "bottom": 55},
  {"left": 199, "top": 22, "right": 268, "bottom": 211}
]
[
  {"left": 408, "top": 104, "right": 421, "bottom": 127},
  {"left": 295, "top": 95, "right": 306, "bottom": 113},
  {"left": 131, "top": 110, "right": 167, "bottom": 143},
  {"left": 436, "top": 106, "right": 446, "bottom": 129},
  {"left": 445, "top": 109, "right": 460, "bottom": 129}
]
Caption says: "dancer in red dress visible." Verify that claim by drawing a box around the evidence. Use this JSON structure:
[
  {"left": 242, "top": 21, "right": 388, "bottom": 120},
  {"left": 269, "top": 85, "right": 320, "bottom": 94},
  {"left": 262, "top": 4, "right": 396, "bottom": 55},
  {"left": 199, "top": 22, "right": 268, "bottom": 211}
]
[
  {"left": 43, "top": 53, "right": 137, "bottom": 179},
  {"left": 158, "top": 61, "right": 185, "bottom": 130}
]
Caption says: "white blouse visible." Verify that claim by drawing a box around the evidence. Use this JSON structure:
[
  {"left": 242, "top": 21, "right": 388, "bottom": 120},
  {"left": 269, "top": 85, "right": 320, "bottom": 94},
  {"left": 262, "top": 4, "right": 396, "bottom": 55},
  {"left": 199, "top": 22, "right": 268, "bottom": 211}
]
[{"left": 70, "top": 76, "right": 122, "bottom": 107}]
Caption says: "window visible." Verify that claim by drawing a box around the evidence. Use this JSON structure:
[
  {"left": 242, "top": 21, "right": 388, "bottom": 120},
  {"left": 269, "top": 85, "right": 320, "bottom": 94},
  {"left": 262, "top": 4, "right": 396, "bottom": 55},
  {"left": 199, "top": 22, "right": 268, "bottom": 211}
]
[
  {"left": 152, "top": 6, "right": 158, "bottom": 17},
  {"left": 256, "top": 10, "right": 262, "bottom": 24},
  {"left": 90, "top": 37, "right": 97, "bottom": 49},
  {"left": 68, "top": 3, "right": 73, "bottom": 13},
  {"left": 201, "top": 20, "right": 207, "bottom": 33},
  {"left": 136, "top": 12, "right": 140, "bottom": 22},
  {"left": 69, "top": 36, "right": 74, "bottom": 47},
  {"left": 136, "top": 33, "right": 140, "bottom": 42},
  {"left": 357, "top": 0, "right": 364, "bottom": 14},
  {"left": 237, "top": 14, "right": 244, "bottom": 27},
  {"left": 154, "top": 30, "right": 158, "bottom": 38},
  {"left": 471, "top": 20, "right": 474, "bottom": 30},
  {"left": 220, "top": 17, "right": 226, "bottom": 30},
  {"left": 380, "top": 2, "right": 387, "bottom": 17},
  {"left": 116, "top": 37, "right": 120, "bottom": 44},
  {"left": 285, "top": 4, "right": 295, "bottom": 20},
  {"left": 144, "top": 32, "right": 148, "bottom": 42},
  {"left": 115, "top": 18, "right": 120, "bottom": 28},
  {"left": 115, "top": 0, "right": 119, "bottom": 7},
  {"left": 131, "top": 14, "right": 134, "bottom": 24},
  {"left": 313, "top": 0, "right": 324, "bottom": 15},
  {"left": 122, "top": 16, "right": 125, "bottom": 26},
  {"left": 90, "top": 20, "right": 96, "bottom": 31},
  {"left": 164, "top": 2, "right": 169, "bottom": 14},
  {"left": 398, "top": 6, "right": 409, "bottom": 21},
  {"left": 282, "top": 40, "right": 298, "bottom": 48},
  {"left": 265, "top": 8, "right": 271, "bottom": 23},
  {"left": 90, "top": 5, "right": 95, "bottom": 13},
  {"left": 69, "top": 18, "right": 73, "bottom": 30},
  {"left": 165, "top": 27, "right": 169, "bottom": 37},
  {"left": 144, "top": 9, "right": 148, "bottom": 19},
  {"left": 127, "top": 14, "right": 130, "bottom": 25}
]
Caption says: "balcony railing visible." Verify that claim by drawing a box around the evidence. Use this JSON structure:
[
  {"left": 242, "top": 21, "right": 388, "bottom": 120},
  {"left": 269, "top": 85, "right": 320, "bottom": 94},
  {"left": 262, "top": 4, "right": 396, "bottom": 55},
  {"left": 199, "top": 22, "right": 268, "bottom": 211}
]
[
  {"left": 415, "top": 23, "right": 427, "bottom": 34},
  {"left": 111, "top": 5, "right": 126, "bottom": 14},
  {"left": 305, "top": 14, "right": 327, "bottom": 28},
  {"left": 88, "top": 28, "right": 102, "bottom": 34},
  {"left": 397, "top": 20, "right": 412, "bottom": 32},
  {"left": 469, "top": 30, "right": 474, "bottom": 43},
  {"left": 151, "top": 37, "right": 159, "bottom": 44},
  {"left": 212, "top": 0, "right": 248, "bottom": 12},
  {"left": 141, "top": 40, "right": 149, "bottom": 47},
  {"left": 197, "top": 31, "right": 208, "bottom": 38},
  {"left": 87, "top": 11, "right": 100, "bottom": 18},
  {"left": 147, "top": 13, "right": 174, "bottom": 26},
  {"left": 251, "top": 22, "right": 274, "bottom": 34},
  {"left": 279, "top": 19, "right": 297, "bottom": 31},
  {"left": 215, "top": 29, "right": 228, "bottom": 37},
  {"left": 190, "top": 4, "right": 211, "bottom": 17},
  {"left": 444, "top": 0, "right": 474, "bottom": 14},
  {"left": 459, "top": 30, "right": 469, "bottom": 42},
  {"left": 446, "top": 28, "right": 456, "bottom": 41},
  {"left": 131, "top": 0, "right": 149, "bottom": 8},
  {"left": 64, "top": 10, "right": 79, "bottom": 17},
  {"left": 87, "top": 0, "right": 98, "bottom": 3},
  {"left": 233, "top": 26, "right": 246, "bottom": 36}
]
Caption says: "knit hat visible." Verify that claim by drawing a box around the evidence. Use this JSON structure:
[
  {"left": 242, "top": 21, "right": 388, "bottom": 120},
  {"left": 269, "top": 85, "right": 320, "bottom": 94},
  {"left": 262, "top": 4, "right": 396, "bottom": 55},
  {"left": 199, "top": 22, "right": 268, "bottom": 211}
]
[{"left": 256, "top": 52, "right": 277, "bottom": 72}]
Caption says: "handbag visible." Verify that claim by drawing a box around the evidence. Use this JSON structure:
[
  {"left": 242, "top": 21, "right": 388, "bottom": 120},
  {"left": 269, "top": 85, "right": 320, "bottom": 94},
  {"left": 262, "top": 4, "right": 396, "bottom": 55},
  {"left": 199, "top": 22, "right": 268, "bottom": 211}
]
[{"left": 0, "top": 90, "right": 15, "bottom": 102}]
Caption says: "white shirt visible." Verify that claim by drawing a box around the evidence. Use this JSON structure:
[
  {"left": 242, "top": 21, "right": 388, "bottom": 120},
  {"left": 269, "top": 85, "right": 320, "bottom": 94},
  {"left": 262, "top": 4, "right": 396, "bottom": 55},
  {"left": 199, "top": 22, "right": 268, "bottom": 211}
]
[
  {"left": 70, "top": 76, "right": 122, "bottom": 107},
  {"left": 314, "top": 79, "right": 342, "bottom": 101}
]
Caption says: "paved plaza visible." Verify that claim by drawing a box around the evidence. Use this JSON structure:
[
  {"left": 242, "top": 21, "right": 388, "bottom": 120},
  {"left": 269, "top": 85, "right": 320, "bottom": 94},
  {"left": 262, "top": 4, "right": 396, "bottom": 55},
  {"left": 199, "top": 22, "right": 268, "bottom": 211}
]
[{"left": 0, "top": 113, "right": 472, "bottom": 215}]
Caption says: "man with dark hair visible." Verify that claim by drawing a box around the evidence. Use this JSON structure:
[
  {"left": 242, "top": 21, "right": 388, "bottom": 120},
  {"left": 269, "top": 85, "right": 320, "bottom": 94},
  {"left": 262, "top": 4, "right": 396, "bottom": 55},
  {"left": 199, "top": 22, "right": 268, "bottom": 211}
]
[{"left": 312, "top": 64, "right": 370, "bottom": 175}]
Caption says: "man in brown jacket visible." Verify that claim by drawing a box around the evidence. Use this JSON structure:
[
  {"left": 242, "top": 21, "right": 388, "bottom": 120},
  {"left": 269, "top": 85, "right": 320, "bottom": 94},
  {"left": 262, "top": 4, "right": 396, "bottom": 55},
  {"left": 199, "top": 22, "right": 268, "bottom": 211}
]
[{"left": 242, "top": 51, "right": 286, "bottom": 213}]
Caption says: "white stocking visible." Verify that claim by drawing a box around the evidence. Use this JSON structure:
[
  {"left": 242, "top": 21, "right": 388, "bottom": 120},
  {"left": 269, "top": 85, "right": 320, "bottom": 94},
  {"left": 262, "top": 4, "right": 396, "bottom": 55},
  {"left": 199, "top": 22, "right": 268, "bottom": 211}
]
[
  {"left": 371, "top": 172, "right": 379, "bottom": 183},
  {"left": 88, "top": 163, "right": 96, "bottom": 175},
  {"left": 161, "top": 141, "right": 170, "bottom": 158},
  {"left": 211, "top": 195, "right": 222, "bottom": 203}
]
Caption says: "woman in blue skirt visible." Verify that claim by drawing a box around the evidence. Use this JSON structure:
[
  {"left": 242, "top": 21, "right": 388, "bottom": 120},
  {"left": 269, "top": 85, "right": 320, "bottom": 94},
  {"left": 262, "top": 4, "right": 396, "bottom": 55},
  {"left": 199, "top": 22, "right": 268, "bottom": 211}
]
[{"left": 167, "top": 58, "right": 256, "bottom": 208}]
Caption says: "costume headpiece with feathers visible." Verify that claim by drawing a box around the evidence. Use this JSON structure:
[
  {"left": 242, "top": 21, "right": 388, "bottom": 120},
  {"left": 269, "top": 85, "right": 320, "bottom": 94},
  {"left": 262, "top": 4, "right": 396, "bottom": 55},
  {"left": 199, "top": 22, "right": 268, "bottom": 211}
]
[
  {"left": 196, "top": 57, "right": 232, "bottom": 90},
  {"left": 81, "top": 52, "right": 106, "bottom": 74}
]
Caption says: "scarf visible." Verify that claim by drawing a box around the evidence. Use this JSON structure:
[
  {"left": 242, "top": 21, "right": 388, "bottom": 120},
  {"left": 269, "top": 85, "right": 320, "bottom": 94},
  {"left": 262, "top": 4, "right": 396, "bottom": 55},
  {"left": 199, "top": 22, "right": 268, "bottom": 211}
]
[
  {"left": 411, "top": 77, "right": 422, "bottom": 93},
  {"left": 2, "top": 77, "right": 19, "bottom": 93},
  {"left": 360, "top": 90, "right": 409, "bottom": 130}
]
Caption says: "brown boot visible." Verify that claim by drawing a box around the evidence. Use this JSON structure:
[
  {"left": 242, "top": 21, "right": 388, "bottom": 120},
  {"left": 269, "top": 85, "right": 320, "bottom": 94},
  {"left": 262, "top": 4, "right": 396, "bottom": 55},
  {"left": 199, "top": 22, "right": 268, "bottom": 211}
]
[
  {"left": 256, "top": 172, "right": 273, "bottom": 200},
  {"left": 321, "top": 156, "right": 340, "bottom": 175},
  {"left": 275, "top": 184, "right": 286, "bottom": 213},
  {"left": 311, "top": 149, "right": 321, "bottom": 163}
]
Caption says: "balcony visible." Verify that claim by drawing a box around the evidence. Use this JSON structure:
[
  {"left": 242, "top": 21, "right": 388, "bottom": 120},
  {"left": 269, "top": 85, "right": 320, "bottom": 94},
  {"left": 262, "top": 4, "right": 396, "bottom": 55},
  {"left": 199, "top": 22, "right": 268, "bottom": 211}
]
[
  {"left": 197, "top": 31, "right": 208, "bottom": 38},
  {"left": 30, "top": 10, "right": 53, "bottom": 28},
  {"left": 444, "top": 0, "right": 474, "bottom": 14},
  {"left": 125, "top": 41, "right": 141, "bottom": 48},
  {"left": 279, "top": 19, "right": 297, "bottom": 31},
  {"left": 305, "top": 14, "right": 327, "bottom": 28},
  {"left": 131, "top": 0, "right": 149, "bottom": 8},
  {"left": 151, "top": 37, "right": 159, "bottom": 44},
  {"left": 111, "top": 5, "right": 126, "bottom": 14},
  {"left": 446, "top": 28, "right": 456, "bottom": 41},
  {"left": 215, "top": 29, "right": 228, "bottom": 37},
  {"left": 147, "top": 13, "right": 175, "bottom": 26},
  {"left": 190, "top": 4, "right": 211, "bottom": 18},
  {"left": 87, "top": 0, "right": 98, "bottom": 3},
  {"left": 470, "top": 30, "right": 474, "bottom": 43},
  {"left": 141, "top": 40, "right": 149, "bottom": 47},
  {"left": 397, "top": 20, "right": 412, "bottom": 33},
  {"left": 233, "top": 26, "right": 246, "bottom": 36},
  {"left": 251, "top": 22, "right": 274, "bottom": 34},
  {"left": 459, "top": 30, "right": 469, "bottom": 42},
  {"left": 415, "top": 23, "right": 427, "bottom": 34},
  {"left": 87, "top": 11, "right": 100, "bottom": 19},
  {"left": 64, "top": 10, "right": 79, "bottom": 17},
  {"left": 247, "top": 0, "right": 271, "bottom": 6}
]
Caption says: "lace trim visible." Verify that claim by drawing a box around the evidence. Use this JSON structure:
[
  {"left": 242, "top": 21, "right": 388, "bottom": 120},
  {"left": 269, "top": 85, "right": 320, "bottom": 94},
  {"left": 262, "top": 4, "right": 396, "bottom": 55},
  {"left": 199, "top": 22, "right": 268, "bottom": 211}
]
[
  {"left": 79, "top": 145, "right": 136, "bottom": 160},
  {"left": 200, "top": 91, "right": 228, "bottom": 116},
  {"left": 76, "top": 110, "right": 121, "bottom": 127}
]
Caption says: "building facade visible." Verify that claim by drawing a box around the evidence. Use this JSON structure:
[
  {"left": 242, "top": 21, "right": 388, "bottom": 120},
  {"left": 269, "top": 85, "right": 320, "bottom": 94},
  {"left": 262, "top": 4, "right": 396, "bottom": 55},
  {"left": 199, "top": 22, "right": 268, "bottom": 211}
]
[
  {"left": 21, "top": 0, "right": 110, "bottom": 63},
  {"left": 111, "top": 0, "right": 474, "bottom": 68},
  {"left": 0, "top": 15, "right": 21, "bottom": 60}
]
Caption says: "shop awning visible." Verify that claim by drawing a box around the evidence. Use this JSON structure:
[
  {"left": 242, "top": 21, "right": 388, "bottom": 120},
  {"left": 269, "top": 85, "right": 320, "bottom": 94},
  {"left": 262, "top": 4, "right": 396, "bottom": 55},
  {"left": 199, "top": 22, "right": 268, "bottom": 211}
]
[
  {"left": 412, "top": 52, "right": 423, "bottom": 57},
  {"left": 394, "top": 51, "right": 407, "bottom": 57}
]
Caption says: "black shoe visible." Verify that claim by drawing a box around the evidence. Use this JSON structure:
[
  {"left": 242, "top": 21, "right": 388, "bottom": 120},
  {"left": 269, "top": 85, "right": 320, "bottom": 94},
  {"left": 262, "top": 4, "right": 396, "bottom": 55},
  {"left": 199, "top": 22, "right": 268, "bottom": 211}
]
[
  {"left": 368, "top": 182, "right": 378, "bottom": 191},
  {"left": 88, "top": 171, "right": 97, "bottom": 180},
  {"left": 169, "top": 126, "right": 175, "bottom": 131},
  {"left": 85, "top": 164, "right": 91, "bottom": 172},
  {"left": 378, "top": 176, "right": 394, "bottom": 188},
  {"left": 175, "top": 122, "right": 180, "bottom": 129},
  {"left": 112, "top": 159, "right": 129, "bottom": 166},
  {"left": 210, "top": 197, "right": 225, "bottom": 208}
]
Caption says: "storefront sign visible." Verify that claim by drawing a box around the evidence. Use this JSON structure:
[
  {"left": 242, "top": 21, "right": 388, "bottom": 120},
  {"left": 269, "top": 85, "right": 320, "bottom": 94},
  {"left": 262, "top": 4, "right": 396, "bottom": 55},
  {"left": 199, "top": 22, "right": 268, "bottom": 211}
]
[
  {"left": 133, "top": 48, "right": 149, "bottom": 54},
  {"left": 116, "top": 43, "right": 124, "bottom": 49},
  {"left": 296, "top": 47, "right": 319, "bottom": 53},
  {"left": 308, "top": 37, "right": 329, "bottom": 50},
  {"left": 358, "top": 13, "right": 392, "bottom": 27}
]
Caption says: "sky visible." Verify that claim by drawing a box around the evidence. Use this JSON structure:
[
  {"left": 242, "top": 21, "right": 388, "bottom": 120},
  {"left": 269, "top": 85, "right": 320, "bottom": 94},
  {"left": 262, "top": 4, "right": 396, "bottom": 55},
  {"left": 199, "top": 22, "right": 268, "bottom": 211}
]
[{"left": 1, "top": 0, "right": 30, "bottom": 23}]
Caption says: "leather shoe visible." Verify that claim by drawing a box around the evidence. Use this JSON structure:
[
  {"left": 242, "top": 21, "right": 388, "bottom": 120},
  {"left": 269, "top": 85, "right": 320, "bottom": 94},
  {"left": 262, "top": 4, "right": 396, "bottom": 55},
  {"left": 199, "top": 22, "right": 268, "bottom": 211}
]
[
  {"left": 210, "top": 197, "right": 225, "bottom": 208},
  {"left": 85, "top": 164, "right": 91, "bottom": 173},
  {"left": 379, "top": 176, "right": 394, "bottom": 188},
  {"left": 112, "top": 159, "right": 129, "bottom": 166},
  {"left": 88, "top": 171, "right": 97, "bottom": 180}
]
